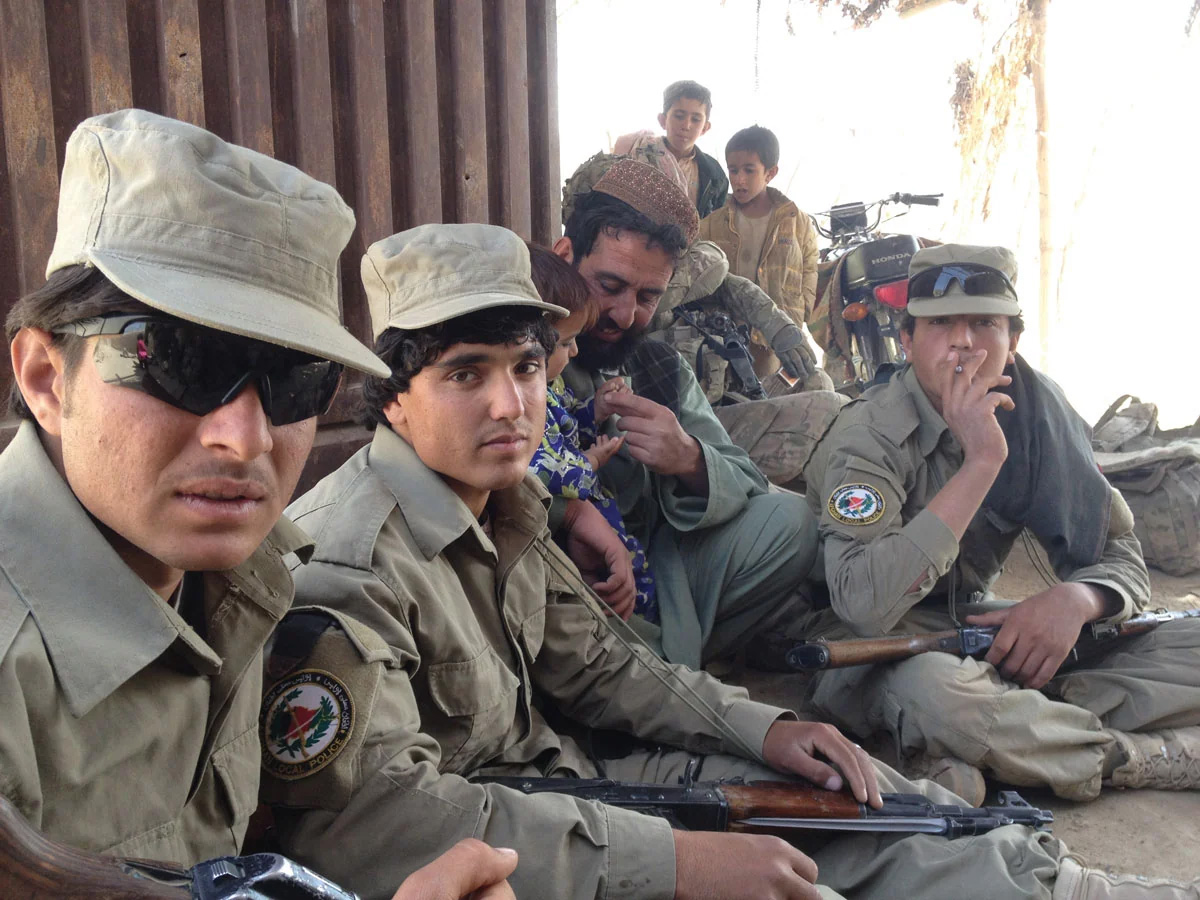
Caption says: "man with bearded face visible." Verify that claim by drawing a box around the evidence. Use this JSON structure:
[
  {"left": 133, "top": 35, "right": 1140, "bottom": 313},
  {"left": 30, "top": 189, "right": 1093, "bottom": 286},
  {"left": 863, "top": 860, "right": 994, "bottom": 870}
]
[{"left": 551, "top": 159, "right": 817, "bottom": 668}]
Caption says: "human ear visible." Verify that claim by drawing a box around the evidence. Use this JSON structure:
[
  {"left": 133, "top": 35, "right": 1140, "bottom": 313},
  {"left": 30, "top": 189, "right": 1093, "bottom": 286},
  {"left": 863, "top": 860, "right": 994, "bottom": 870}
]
[
  {"left": 1008, "top": 329, "right": 1020, "bottom": 363},
  {"left": 552, "top": 235, "right": 575, "bottom": 265},
  {"left": 700, "top": 119, "right": 711, "bottom": 136},
  {"left": 899, "top": 327, "right": 914, "bottom": 359},
  {"left": 383, "top": 396, "right": 410, "bottom": 440},
  {"left": 765, "top": 165, "right": 779, "bottom": 183},
  {"left": 657, "top": 112, "right": 667, "bottom": 130},
  {"left": 10, "top": 328, "right": 68, "bottom": 437}
]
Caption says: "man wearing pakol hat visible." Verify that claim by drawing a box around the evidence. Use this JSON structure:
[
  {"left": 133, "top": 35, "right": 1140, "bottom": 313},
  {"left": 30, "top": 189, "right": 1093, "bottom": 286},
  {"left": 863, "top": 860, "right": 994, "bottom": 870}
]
[
  {"left": 0, "top": 109, "right": 516, "bottom": 900},
  {"left": 554, "top": 157, "right": 819, "bottom": 669},
  {"left": 803, "top": 243, "right": 1200, "bottom": 810}
]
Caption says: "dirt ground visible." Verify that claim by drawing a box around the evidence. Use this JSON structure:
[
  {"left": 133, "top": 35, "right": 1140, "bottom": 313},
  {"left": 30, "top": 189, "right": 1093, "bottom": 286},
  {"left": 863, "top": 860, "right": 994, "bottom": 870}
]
[{"left": 725, "top": 542, "right": 1200, "bottom": 881}]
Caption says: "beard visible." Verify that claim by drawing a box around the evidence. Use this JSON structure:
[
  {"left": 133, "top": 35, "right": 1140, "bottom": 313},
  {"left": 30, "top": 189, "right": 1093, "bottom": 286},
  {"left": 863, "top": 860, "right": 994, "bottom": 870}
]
[{"left": 575, "top": 318, "right": 649, "bottom": 372}]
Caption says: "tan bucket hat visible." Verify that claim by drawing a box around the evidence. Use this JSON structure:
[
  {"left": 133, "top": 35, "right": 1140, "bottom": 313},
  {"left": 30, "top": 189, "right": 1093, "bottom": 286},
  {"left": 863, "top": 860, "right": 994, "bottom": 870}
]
[
  {"left": 47, "top": 108, "right": 389, "bottom": 377},
  {"left": 362, "top": 224, "right": 567, "bottom": 338},
  {"left": 906, "top": 243, "right": 1021, "bottom": 318}
]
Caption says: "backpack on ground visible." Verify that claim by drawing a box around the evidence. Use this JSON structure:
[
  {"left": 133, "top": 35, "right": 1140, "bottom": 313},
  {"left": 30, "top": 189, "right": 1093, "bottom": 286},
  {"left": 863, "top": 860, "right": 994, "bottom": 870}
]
[{"left": 1092, "top": 396, "right": 1200, "bottom": 576}]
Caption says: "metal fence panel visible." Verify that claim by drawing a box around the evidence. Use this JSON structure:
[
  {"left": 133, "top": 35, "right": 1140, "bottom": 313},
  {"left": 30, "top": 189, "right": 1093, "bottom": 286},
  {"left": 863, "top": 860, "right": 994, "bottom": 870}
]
[{"left": 0, "top": 0, "right": 560, "bottom": 492}]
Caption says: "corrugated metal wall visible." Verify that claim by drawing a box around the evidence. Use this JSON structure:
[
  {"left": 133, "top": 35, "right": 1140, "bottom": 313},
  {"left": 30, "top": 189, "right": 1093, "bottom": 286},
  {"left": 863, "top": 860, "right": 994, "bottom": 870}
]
[{"left": 0, "top": 0, "right": 561, "bottom": 490}]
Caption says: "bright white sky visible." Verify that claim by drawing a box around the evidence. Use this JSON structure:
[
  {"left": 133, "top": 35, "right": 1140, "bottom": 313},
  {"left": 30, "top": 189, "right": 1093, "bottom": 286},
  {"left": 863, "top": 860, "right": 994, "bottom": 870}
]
[{"left": 557, "top": 0, "right": 1200, "bottom": 428}]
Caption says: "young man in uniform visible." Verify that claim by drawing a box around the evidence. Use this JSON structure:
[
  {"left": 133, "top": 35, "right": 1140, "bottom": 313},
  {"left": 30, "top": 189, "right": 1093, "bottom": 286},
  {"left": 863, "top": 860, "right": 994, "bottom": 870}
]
[
  {"left": 0, "top": 109, "right": 516, "bottom": 900},
  {"left": 264, "top": 223, "right": 1194, "bottom": 900},
  {"left": 552, "top": 158, "right": 819, "bottom": 668},
  {"left": 803, "top": 243, "right": 1200, "bottom": 807}
]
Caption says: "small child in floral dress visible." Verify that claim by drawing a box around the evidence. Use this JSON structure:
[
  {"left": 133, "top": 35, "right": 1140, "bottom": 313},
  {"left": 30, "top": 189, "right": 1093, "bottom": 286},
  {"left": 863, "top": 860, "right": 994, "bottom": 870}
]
[{"left": 526, "top": 245, "right": 657, "bottom": 622}]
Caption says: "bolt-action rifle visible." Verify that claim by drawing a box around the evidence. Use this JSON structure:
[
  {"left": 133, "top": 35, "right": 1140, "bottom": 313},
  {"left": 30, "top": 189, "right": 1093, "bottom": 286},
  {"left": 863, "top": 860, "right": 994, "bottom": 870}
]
[
  {"left": 785, "top": 608, "right": 1200, "bottom": 672},
  {"left": 0, "top": 795, "right": 358, "bottom": 899},
  {"left": 479, "top": 766, "right": 1052, "bottom": 839}
]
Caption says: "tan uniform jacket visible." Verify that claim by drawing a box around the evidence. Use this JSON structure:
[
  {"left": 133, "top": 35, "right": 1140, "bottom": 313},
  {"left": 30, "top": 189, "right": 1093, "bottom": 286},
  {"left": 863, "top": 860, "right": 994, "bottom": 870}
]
[
  {"left": 271, "top": 427, "right": 787, "bottom": 900},
  {"left": 697, "top": 187, "right": 820, "bottom": 328},
  {"left": 804, "top": 366, "right": 1150, "bottom": 636},
  {"left": 0, "top": 422, "right": 307, "bottom": 863}
]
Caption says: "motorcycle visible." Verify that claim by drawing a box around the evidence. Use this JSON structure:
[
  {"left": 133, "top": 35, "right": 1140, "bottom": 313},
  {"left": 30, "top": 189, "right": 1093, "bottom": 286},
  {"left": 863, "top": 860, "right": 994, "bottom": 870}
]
[{"left": 813, "top": 192, "right": 942, "bottom": 389}]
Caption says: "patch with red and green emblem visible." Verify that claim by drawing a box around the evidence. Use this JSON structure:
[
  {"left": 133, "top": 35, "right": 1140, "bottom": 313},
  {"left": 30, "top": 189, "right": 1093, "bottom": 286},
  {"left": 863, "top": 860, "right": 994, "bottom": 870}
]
[
  {"left": 261, "top": 669, "right": 354, "bottom": 780},
  {"left": 828, "top": 483, "right": 886, "bottom": 525}
]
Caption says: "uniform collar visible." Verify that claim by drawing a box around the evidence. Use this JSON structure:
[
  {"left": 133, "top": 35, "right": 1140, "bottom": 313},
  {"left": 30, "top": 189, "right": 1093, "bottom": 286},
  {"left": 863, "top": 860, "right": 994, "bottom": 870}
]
[
  {"left": 900, "top": 364, "right": 955, "bottom": 458},
  {"left": 367, "top": 426, "right": 550, "bottom": 561},
  {"left": 0, "top": 422, "right": 308, "bottom": 717}
]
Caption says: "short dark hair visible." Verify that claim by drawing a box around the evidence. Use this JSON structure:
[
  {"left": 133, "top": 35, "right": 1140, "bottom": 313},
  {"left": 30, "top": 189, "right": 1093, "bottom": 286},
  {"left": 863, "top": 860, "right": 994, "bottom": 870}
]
[
  {"left": 662, "top": 80, "right": 712, "bottom": 117},
  {"left": 5, "top": 265, "right": 155, "bottom": 420},
  {"left": 527, "top": 244, "right": 597, "bottom": 332},
  {"left": 726, "top": 125, "right": 780, "bottom": 169},
  {"left": 900, "top": 312, "right": 1026, "bottom": 336},
  {"left": 563, "top": 190, "right": 689, "bottom": 265},
  {"left": 358, "top": 306, "right": 556, "bottom": 430}
]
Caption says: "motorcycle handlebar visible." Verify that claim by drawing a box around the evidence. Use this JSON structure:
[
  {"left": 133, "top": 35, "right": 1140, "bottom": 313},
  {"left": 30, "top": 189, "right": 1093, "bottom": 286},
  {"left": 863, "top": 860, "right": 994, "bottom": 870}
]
[{"left": 892, "top": 192, "right": 942, "bottom": 207}]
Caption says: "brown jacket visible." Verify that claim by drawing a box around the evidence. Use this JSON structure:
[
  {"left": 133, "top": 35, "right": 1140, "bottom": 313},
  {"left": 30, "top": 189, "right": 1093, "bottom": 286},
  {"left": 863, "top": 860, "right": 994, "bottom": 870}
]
[{"left": 697, "top": 187, "right": 820, "bottom": 328}]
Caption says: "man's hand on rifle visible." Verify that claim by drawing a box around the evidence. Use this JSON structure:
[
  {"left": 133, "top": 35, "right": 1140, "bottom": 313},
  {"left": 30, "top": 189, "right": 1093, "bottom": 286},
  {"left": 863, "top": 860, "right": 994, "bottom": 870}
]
[
  {"left": 762, "top": 720, "right": 883, "bottom": 808},
  {"left": 964, "top": 584, "right": 1114, "bottom": 689},
  {"left": 391, "top": 838, "right": 518, "bottom": 900},
  {"left": 673, "top": 832, "right": 822, "bottom": 900}
]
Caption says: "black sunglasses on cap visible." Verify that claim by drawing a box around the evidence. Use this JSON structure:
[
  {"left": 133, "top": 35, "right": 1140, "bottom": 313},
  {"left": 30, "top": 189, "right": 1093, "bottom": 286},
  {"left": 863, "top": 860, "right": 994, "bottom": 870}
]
[
  {"left": 52, "top": 313, "right": 343, "bottom": 426},
  {"left": 907, "top": 263, "right": 1019, "bottom": 304}
]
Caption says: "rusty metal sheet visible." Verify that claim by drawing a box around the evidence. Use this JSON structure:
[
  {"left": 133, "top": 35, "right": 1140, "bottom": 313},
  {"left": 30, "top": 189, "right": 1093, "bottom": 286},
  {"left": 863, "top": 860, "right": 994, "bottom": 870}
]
[
  {"left": 224, "top": 0, "right": 273, "bottom": 154},
  {"left": 448, "top": 0, "right": 489, "bottom": 224},
  {"left": 283, "top": 0, "right": 335, "bottom": 184},
  {"left": 0, "top": 0, "right": 60, "bottom": 295},
  {"left": 80, "top": 0, "right": 136, "bottom": 113},
  {"left": 490, "top": 0, "right": 532, "bottom": 239},
  {"left": 526, "top": 0, "right": 560, "bottom": 246},
  {"left": 155, "top": 0, "right": 205, "bottom": 126},
  {"left": 390, "top": 0, "right": 442, "bottom": 227}
]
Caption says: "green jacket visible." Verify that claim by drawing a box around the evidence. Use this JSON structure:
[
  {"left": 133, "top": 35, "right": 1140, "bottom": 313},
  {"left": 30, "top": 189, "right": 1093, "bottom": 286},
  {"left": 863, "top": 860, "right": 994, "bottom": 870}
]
[
  {"left": 804, "top": 366, "right": 1149, "bottom": 636},
  {"left": 0, "top": 421, "right": 307, "bottom": 863},
  {"left": 271, "top": 427, "right": 787, "bottom": 900}
]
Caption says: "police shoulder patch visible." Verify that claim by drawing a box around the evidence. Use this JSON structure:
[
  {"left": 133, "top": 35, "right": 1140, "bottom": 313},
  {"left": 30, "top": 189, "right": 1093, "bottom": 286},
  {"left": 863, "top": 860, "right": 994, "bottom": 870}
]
[
  {"left": 828, "top": 483, "right": 886, "bottom": 525},
  {"left": 260, "top": 669, "right": 354, "bottom": 780}
]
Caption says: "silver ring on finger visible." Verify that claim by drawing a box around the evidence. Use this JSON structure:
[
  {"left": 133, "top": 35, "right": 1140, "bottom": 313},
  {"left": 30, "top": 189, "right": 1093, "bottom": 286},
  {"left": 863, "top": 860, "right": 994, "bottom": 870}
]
[{"left": 954, "top": 365, "right": 964, "bottom": 374}]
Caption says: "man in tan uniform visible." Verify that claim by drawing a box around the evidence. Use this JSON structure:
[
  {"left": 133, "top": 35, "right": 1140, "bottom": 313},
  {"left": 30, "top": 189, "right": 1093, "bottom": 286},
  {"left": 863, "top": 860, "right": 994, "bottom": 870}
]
[
  {"left": 264, "top": 224, "right": 1196, "bottom": 900},
  {"left": 804, "top": 244, "right": 1200, "bottom": 807},
  {"left": 0, "top": 109, "right": 517, "bottom": 900}
]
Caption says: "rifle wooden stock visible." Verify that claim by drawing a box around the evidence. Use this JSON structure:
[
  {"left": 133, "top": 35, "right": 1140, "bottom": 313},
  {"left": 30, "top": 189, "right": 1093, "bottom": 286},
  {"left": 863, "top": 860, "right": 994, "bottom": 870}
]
[
  {"left": 0, "top": 796, "right": 187, "bottom": 899},
  {"left": 718, "top": 782, "right": 861, "bottom": 833},
  {"left": 787, "top": 608, "right": 1200, "bottom": 672}
]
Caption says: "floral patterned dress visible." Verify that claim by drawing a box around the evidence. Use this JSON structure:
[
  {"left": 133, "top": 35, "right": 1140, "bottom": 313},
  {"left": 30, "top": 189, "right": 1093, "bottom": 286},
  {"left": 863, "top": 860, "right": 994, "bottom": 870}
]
[{"left": 529, "top": 377, "right": 658, "bottom": 622}]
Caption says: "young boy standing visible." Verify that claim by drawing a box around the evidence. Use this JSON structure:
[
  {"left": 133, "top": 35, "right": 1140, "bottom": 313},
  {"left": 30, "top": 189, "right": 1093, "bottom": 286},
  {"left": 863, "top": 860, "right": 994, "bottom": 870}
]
[
  {"left": 698, "top": 125, "right": 820, "bottom": 337},
  {"left": 612, "top": 80, "right": 728, "bottom": 217}
]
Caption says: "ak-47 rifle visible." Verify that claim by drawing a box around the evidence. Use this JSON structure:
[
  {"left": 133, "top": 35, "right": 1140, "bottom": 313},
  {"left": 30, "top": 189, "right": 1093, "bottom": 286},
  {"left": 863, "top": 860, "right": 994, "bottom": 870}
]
[
  {"left": 478, "top": 766, "right": 1052, "bottom": 839},
  {"left": 785, "top": 607, "right": 1200, "bottom": 672},
  {"left": 0, "top": 795, "right": 358, "bottom": 899}
]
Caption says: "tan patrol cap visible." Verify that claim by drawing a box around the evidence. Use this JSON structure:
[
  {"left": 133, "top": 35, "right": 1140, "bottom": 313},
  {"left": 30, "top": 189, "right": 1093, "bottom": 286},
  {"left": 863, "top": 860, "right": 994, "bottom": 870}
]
[
  {"left": 362, "top": 224, "right": 567, "bottom": 339},
  {"left": 47, "top": 108, "right": 389, "bottom": 377},
  {"left": 906, "top": 243, "right": 1021, "bottom": 318}
]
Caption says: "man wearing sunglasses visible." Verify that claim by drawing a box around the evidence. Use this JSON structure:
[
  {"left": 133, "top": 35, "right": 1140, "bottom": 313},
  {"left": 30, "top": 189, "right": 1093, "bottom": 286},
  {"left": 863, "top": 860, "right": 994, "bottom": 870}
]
[
  {"left": 803, "top": 243, "right": 1200, "bottom": 809},
  {"left": 0, "top": 109, "right": 517, "bottom": 900}
]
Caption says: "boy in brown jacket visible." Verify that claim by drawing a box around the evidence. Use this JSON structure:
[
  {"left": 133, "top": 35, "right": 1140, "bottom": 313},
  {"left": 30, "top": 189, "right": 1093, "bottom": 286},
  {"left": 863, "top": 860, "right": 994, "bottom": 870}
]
[{"left": 698, "top": 125, "right": 820, "bottom": 338}]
